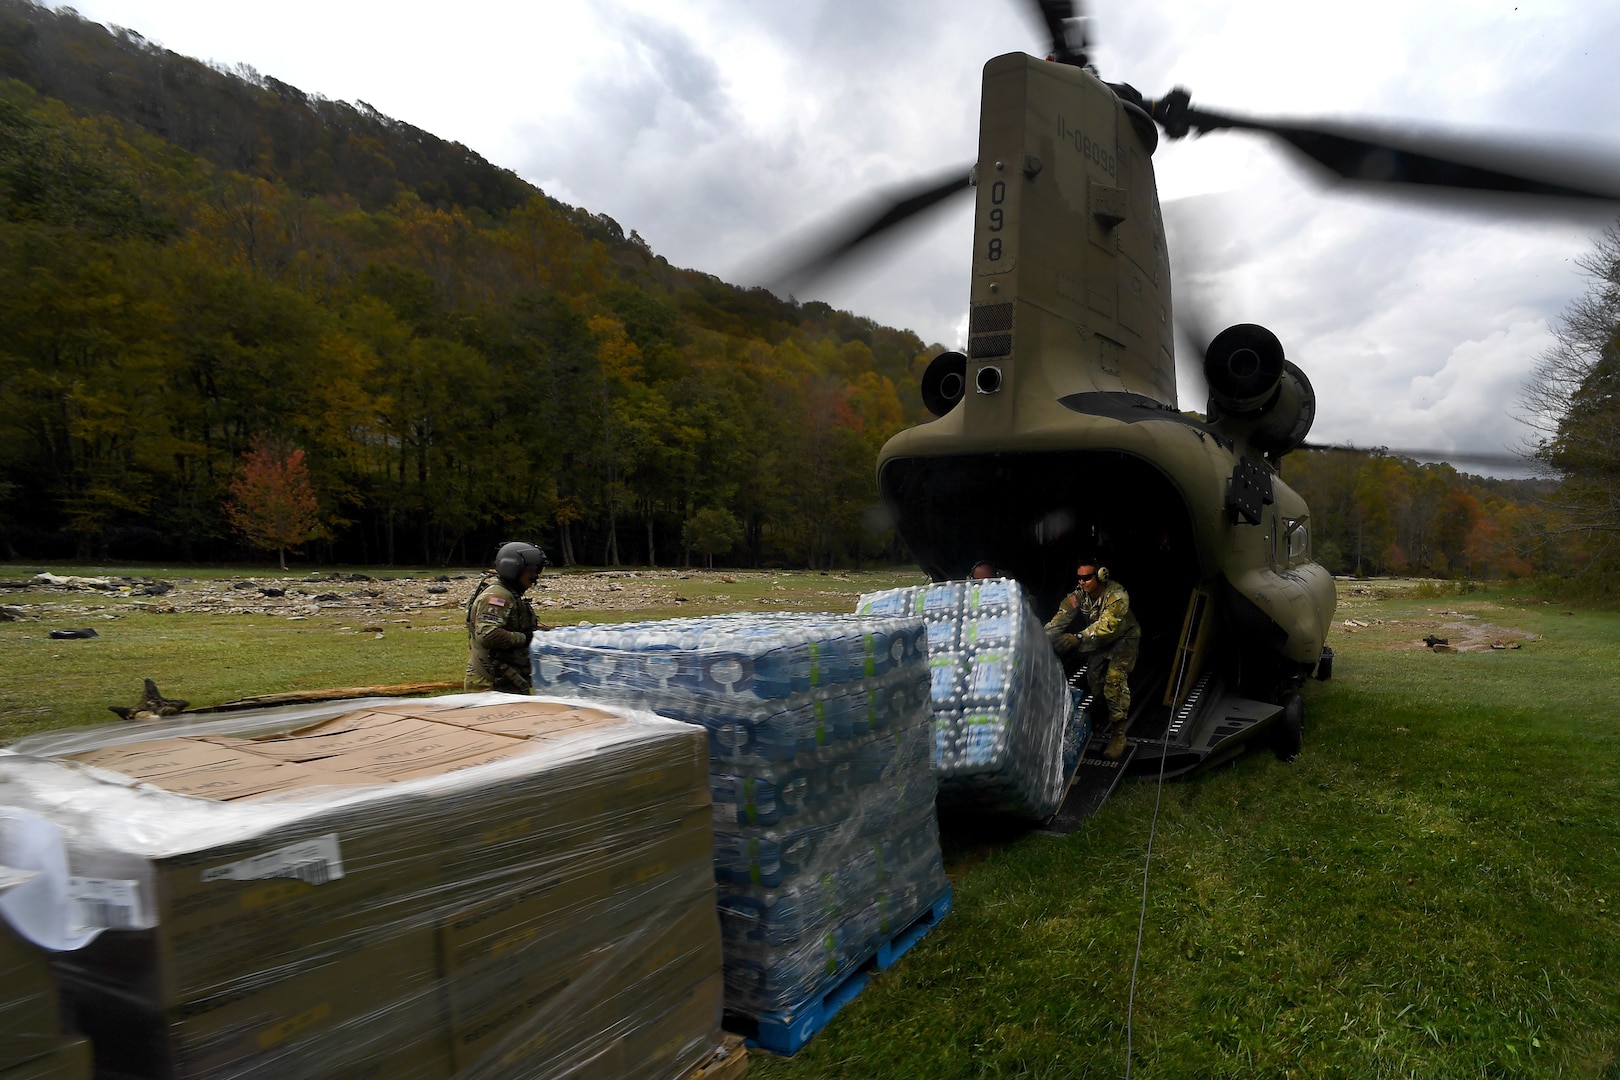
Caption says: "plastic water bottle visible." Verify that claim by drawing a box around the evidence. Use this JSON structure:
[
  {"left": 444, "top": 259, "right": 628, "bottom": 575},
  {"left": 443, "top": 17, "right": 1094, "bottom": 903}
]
[
  {"left": 712, "top": 772, "right": 782, "bottom": 826},
  {"left": 929, "top": 656, "right": 963, "bottom": 708},
  {"left": 965, "top": 650, "right": 1011, "bottom": 703}
]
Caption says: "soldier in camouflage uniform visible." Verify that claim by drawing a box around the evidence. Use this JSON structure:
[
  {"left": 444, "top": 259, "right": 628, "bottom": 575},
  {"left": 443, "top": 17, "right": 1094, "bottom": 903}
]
[
  {"left": 1045, "top": 558, "right": 1141, "bottom": 759},
  {"left": 465, "top": 541, "right": 547, "bottom": 694}
]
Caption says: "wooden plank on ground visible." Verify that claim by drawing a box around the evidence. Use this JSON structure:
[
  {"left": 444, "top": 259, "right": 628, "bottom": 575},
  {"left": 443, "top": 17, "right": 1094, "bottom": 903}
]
[{"left": 194, "top": 682, "right": 463, "bottom": 712}]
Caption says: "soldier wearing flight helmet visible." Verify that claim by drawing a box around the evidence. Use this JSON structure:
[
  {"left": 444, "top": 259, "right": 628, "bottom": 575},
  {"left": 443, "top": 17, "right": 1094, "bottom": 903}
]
[{"left": 465, "top": 541, "right": 547, "bottom": 693}]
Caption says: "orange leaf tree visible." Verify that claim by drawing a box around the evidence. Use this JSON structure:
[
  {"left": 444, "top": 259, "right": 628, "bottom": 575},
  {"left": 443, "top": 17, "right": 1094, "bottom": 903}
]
[{"left": 225, "top": 439, "right": 320, "bottom": 570}]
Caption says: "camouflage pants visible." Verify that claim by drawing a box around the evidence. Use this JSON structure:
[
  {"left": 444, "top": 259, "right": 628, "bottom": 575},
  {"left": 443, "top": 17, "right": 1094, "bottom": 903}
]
[
  {"left": 1053, "top": 632, "right": 1139, "bottom": 726},
  {"left": 465, "top": 652, "right": 532, "bottom": 695},
  {"left": 1084, "top": 634, "right": 1140, "bottom": 728}
]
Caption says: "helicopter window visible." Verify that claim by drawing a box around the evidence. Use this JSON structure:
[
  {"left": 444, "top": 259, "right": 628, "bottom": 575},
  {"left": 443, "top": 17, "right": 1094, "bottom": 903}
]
[{"left": 1285, "top": 519, "right": 1309, "bottom": 561}]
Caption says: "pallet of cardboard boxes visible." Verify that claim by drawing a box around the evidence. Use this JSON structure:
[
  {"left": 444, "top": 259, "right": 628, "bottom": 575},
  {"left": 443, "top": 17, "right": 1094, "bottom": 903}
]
[{"left": 0, "top": 694, "right": 732, "bottom": 1080}]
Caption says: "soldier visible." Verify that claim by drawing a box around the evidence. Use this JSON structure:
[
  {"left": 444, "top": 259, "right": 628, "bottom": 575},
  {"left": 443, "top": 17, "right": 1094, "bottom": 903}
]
[
  {"left": 1046, "top": 557, "right": 1140, "bottom": 759},
  {"left": 465, "top": 541, "right": 547, "bottom": 694}
]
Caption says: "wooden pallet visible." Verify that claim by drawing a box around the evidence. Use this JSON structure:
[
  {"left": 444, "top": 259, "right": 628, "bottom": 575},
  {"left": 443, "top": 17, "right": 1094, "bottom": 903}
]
[
  {"left": 725, "top": 888, "right": 953, "bottom": 1056},
  {"left": 682, "top": 1034, "right": 749, "bottom": 1080}
]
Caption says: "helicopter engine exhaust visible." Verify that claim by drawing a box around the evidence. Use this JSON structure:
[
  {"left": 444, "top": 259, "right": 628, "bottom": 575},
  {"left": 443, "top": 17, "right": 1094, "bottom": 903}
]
[
  {"left": 1203, "top": 323, "right": 1284, "bottom": 416},
  {"left": 1203, "top": 323, "right": 1316, "bottom": 456},
  {"left": 921, "top": 350, "right": 968, "bottom": 417}
]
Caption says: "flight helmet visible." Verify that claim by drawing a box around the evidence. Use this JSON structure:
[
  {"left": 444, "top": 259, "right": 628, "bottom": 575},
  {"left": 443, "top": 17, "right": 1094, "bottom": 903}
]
[{"left": 494, "top": 541, "right": 548, "bottom": 591}]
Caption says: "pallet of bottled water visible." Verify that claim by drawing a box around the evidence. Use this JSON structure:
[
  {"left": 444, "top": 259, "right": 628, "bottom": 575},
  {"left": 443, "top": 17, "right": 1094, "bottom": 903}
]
[
  {"left": 856, "top": 578, "right": 1070, "bottom": 819},
  {"left": 531, "top": 613, "right": 950, "bottom": 1042}
]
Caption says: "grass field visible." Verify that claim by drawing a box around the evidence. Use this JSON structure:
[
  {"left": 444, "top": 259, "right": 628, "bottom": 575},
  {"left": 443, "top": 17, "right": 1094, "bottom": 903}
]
[
  {"left": 753, "top": 584, "right": 1620, "bottom": 1079},
  {"left": 2, "top": 570, "right": 1616, "bottom": 1076},
  {"left": 0, "top": 565, "right": 923, "bottom": 739}
]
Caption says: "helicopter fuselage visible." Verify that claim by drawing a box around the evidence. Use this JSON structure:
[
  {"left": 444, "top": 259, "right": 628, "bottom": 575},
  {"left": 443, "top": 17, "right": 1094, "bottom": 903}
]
[{"left": 878, "top": 53, "right": 1336, "bottom": 707}]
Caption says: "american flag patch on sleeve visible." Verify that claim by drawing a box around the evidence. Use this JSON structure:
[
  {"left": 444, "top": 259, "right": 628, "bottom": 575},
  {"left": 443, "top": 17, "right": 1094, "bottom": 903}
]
[{"left": 488, "top": 596, "right": 507, "bottom": 607}]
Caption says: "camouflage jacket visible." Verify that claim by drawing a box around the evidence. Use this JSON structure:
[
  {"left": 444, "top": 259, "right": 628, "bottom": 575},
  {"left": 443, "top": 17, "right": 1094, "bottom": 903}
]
[
  {"left": 465, "top": 575, "right": 539, "bottom": 692},
  {"left": 1045, "top": 579, "right": 1140, "bottom": 653}
]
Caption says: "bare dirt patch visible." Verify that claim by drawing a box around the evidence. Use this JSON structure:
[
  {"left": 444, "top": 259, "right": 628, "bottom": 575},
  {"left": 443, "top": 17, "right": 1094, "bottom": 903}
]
[
  {"left": 1412, "top": 611, "right": 1540, "bottom": 653},
  {"left": 0, "top": 570, "right": 715, "bottom": 622}
]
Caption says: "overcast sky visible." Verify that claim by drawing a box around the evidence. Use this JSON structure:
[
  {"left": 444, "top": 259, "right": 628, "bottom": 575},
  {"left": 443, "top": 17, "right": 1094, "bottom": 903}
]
[{"left": 54, "top": 0, "right": 1620, "bottom": 476}]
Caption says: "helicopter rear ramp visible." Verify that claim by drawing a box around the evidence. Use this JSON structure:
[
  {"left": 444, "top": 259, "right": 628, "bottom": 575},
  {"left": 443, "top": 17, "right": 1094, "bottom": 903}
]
[
  {"left": 1125, "top": 674, "right": 1284, "bottom": 778},
  {"left": 1039, "top": 740, "right": 1136, "bottom": 835},
  {"left": 1038, "top": 670, "right": 1285, "bottom": 835}
]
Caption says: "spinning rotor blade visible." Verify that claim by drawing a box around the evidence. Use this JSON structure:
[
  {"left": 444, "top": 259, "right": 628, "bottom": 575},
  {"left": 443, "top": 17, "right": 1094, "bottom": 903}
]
[
  {"left": 1298, "top": 443, "right": 1539, "bottom": 471},
  {"left": 1148, "top": 89, "right": 1620, "bottom": 206},
  {"left": 1031, "top": 0, "right": 1089, "bottom": 67},
  {"left": 764, "top": 164, "right": 974, "bottom": 293}
]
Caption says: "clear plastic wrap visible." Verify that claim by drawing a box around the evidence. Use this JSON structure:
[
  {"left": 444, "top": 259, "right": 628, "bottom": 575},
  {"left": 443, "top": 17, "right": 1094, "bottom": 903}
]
[
  {"left": 857, "top": 579, "right": 1070, "bottom": 819},
  {"left": 531, "top": 614, "right": 950, "bottom": 1018},
  {"left": 0, "top": 867, "right": 90, "bottom": 1080},
  {"left": 0, "top": 694, "right": 724, "bottom": 1080}
]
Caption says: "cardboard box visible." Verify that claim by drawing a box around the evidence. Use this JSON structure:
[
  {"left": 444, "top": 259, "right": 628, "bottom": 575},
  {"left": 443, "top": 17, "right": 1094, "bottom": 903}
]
[
  {"left": 444, "top": 943, "right": 609, "bottom": 1075},
  {"left": 602, "top": 902, "right": 724, "bottom": 1008},
  {"left": 602, "top": 808, "right": 718, "bottom": 934},
  {"left": 33, "top": 697, "right": 717, "bottom": 1080},
  {"left": 621, "top": 974, "right": 724, "bottom": 1080},
  {"left": 56, "top": 700, "right": 708, "bottom": 1010},
  {"left": 437, "top": 804, "right": 718, "bottom": 1078},
  {"left": 58, "top": 807, "right": 441, "bottom": 1008},
  {"left": 62, "top": 930, "right": 451, "bottom": 1080},
  {"left": 0, "top": 922, "right": 62, "bottom": 1069},
  {"left": 0, "top": 1039, "right": 90, "bottom": 1080}
]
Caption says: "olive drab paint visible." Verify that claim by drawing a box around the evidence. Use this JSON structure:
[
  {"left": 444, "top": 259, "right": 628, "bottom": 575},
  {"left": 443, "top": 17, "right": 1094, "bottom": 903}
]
[
  {"left": 960, "top": 53, "right": 1175, "bottom": 441},
  {"left": 877, "top": 53, "right": 1336, "bottom": 691}
]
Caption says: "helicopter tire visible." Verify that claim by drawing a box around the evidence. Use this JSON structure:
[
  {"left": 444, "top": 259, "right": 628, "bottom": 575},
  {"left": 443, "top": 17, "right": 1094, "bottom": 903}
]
[{"left": 1271, "top": 693, "right": 1305, "bottom": 762}]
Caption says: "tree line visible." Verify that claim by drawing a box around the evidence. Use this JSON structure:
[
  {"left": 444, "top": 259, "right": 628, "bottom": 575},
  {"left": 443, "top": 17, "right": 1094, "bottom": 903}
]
[
  {"left": 1285, "top": 452, "right": 1572, "bottom": 580},
  {"left": 0, "top": 66, "right": 930, "bottom": 567}
]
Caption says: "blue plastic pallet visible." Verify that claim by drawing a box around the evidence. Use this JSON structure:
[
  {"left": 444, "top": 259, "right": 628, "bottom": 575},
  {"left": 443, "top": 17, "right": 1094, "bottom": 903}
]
[{"left": 725, "top": 887, "right": 953, "bottom": 1056}]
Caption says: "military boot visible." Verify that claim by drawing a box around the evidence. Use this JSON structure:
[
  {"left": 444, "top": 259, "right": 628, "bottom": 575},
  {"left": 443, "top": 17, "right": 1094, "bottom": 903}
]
[{"left": 1104, "top": 721, "right": 1129, "bottom": 760}]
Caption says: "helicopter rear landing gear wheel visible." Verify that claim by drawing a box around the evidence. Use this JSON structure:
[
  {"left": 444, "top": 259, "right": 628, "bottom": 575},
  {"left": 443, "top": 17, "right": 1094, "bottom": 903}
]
[{"left": 1271, "top": 693, "right": 1304, "bottom": 761}]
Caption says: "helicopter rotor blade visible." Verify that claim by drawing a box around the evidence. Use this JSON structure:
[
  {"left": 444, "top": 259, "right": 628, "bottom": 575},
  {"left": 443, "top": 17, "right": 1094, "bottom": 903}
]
[
  {"left": 1030, "top": 0, "right": 1090, "bottom": 67},
  {"left": 761, "top": 165, "right": 975, "bottom": 294},
  {"left": 1147, "top": 89, "right": 1620, "bottom": 207}
]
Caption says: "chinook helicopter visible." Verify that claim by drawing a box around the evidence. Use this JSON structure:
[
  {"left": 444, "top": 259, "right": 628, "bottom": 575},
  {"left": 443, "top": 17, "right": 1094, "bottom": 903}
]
[{"left": 773, "top": 0, "right": 1620, "bottom": 782}]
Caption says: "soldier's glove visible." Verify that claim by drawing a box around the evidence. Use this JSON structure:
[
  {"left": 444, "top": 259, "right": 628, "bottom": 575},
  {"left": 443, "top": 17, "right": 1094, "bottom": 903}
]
[
  {"left": 1055, "top": 634, "right": 1081, "bottom": 653},
  {"left": 522, "top": 630, "right": 535, "bottom": 647}
]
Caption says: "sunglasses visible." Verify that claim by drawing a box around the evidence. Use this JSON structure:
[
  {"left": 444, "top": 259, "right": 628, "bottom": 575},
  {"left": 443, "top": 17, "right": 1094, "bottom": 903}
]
[{"left": 1076, "top": 572, "right": 1096, "bottom": 582}]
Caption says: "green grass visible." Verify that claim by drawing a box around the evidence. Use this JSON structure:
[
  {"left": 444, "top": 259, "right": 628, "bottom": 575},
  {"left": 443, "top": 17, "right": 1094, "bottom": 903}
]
[
  {"left": 752, "top": 589, "right": 1620, "bottom": 1078},
  {"left": 0, "top": 566, "right": 923, "bottom": 740},
  {"left": 3, "top": 574, "right": 1616, "bottom": 1075}
]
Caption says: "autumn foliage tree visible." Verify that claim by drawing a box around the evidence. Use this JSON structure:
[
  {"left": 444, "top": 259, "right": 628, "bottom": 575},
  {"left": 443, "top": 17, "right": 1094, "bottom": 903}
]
[{"left": 225, "top": 440, "right": 320, "bottom": 569}]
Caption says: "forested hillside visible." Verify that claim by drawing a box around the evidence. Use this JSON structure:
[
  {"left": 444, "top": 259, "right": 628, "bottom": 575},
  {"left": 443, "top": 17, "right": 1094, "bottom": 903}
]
[
  {"left": 1285, "top": 452, "right": 1577, "bottom": 580},
  {"left": 0, "top": 1, "right": 933, "bottom": 568},
  {"left": 0, "top": 1, "right": 1575, "bottom": 576}
]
